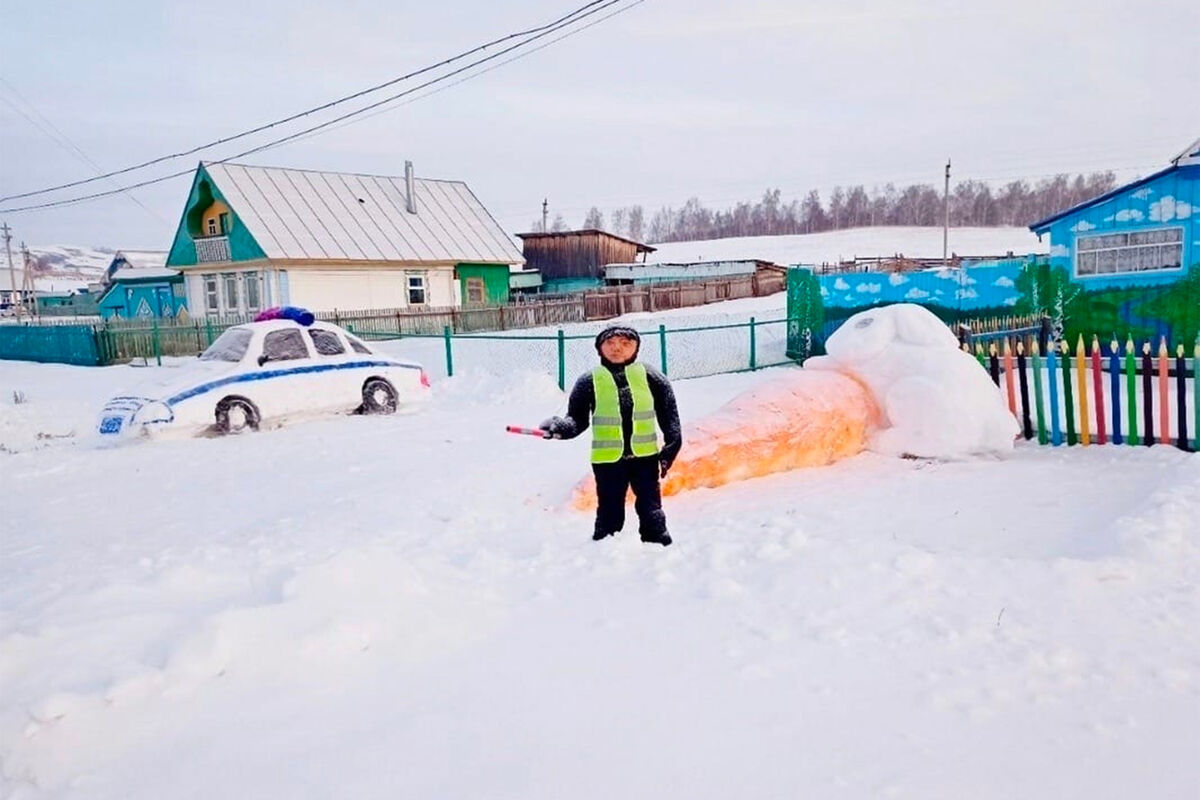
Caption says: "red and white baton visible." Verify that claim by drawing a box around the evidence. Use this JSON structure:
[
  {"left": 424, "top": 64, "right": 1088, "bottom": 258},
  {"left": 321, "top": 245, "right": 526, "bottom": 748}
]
[{"left": 506, "top": 425, "right": 552, "bottom": 439}]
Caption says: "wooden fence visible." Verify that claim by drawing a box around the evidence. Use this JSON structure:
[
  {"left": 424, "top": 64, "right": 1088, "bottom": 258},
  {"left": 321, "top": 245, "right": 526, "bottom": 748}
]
[{"left": 980, "top": 335, "right": 1197, "bottom": 452}]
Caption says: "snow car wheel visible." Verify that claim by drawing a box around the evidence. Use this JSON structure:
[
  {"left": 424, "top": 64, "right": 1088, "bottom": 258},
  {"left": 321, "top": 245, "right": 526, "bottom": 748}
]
[
  {"left": 361, "top": 378, "right": 398, "bottom": 414},
  {"left": 215, "top": 396, "right": 260, "bottom": 434}
]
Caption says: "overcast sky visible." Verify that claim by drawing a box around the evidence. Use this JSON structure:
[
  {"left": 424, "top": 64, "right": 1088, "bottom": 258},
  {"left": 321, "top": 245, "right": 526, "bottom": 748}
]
[{"left": 1, "top": 0, "right": 1197, "bottom": 249}]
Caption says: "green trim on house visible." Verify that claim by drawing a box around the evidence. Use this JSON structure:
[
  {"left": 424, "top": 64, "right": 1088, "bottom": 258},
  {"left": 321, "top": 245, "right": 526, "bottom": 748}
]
[
  {"left": 456, "top": 263, "right": 511, "bottom": 305},
  {"left": 166, "top": 164, "right": 267, "bottom": 267}
]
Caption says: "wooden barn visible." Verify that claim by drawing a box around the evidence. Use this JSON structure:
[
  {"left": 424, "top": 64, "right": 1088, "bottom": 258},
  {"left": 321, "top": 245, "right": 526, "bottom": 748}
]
[{"left": 516, "top": 229, "right": 654, "bottom": 292}]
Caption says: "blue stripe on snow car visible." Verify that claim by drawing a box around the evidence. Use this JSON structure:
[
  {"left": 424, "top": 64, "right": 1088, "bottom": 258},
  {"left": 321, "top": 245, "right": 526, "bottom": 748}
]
[{"left": 165, "top": 360, "right": 418, "bottom": 407}]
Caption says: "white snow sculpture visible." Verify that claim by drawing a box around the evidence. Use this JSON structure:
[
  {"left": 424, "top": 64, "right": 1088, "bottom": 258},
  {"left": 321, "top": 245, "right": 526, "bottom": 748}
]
[{"left": 807, "top": 303, "right": 1018, "bottom": 458}]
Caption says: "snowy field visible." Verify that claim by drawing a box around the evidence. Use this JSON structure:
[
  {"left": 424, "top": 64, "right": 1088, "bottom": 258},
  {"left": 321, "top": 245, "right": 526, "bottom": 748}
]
[
  {"left": 1, "top": 358, "right": 1198, "bottom": 799},
  {"left": 647, "top": 226, "right": 1046, "bottom": 267}
]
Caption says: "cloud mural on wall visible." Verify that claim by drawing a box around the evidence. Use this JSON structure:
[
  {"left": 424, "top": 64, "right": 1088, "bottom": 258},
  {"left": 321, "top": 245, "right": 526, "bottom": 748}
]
[
  {"left": 1049, "top": 244, "right": 1070, "bottom": 258},
  {"left": 1149, "top": 196, "right": 1192, "bottom": 222},
  {"left": 905, "top": 287, "right": 930, "bottom": 300},
  {"left": 856, "top": 283, "right": 882, "bottom": 294},
  {"left": 1132, "top": 188, "right": 1154, "bottom": 200},
  {"left": 955, "top": 289, "right": 978, "bottom": 300},
  {"left": 1071, "top": 220, "right": 1097, "bottom": 232},
  {"left": 1003, "top": 297, "right": 1019, "bottom": 306},
  {"left": 834, "top": 278, "right": 850, "bottom": 291},
  {"left": 993, "top": 276, "right": 1015, "bottom": 288},
  {"left": 888, "top": 273, "right": 909, "bottom": 286}
]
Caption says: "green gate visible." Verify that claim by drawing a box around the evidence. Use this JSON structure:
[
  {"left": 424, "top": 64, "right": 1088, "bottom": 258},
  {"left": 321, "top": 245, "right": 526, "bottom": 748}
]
[{"left": 785, "top": 267, "right": 824, "bottom": 361}]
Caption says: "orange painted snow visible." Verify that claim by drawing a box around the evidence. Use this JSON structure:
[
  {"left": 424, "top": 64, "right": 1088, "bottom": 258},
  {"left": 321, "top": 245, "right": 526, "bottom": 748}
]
[{"left": 571, "top": 369, "right": 877, "bottom": 509}]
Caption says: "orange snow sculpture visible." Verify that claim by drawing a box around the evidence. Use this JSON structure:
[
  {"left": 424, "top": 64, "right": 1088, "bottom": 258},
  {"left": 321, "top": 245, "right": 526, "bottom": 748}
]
[{"left": 570, "top": 369, "right": 877, "bottom": 510}]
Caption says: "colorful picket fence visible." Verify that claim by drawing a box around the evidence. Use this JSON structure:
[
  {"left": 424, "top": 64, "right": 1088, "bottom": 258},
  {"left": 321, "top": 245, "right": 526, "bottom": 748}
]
[{"left": 975, "top": 336, "right": 1198, "bottom": 452}]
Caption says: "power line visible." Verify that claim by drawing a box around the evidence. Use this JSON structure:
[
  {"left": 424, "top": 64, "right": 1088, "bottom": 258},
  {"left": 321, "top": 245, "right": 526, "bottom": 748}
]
[
  {"left": 0, "top": 81, "right": 169, "bottom": 223},
  {"left": 284, "top": 0, "right": 647, "bottom": 147},
  {"left": 0, "top": 0, "right": 622, "bottom": 204},
  {"left": 0, "top": 0, "right": 641, "bottom": 214}
]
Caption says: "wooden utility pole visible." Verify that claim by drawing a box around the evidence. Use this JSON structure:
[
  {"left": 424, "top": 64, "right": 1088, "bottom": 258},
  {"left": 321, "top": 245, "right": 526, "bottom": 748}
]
[
  {"left": 21, "top": 243, "right": 38, "bottom": 317},
  {"left": 2, "top": 221, "right": 21, "bottom": 319},
  {"left": 943, "top": 159, "right": 951, "bottom": 268},
  {"left": 541, "top": 198, "right": 549, "bottom": 233}
]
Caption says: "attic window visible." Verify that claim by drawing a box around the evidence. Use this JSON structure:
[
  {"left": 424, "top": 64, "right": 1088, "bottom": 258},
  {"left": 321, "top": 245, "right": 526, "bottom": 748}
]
[{"left": 207, "top": 218, "right": 218, "bottom": 236}]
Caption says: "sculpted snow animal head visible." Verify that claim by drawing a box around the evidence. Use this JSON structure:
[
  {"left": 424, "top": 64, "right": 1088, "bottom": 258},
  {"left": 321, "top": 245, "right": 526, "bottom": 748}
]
[
  {"left": 811, "top": 303, "right": 1017, "bottom": 458},
  {"left": 824, "top": 303, "right": 959, "bottom": 363}
]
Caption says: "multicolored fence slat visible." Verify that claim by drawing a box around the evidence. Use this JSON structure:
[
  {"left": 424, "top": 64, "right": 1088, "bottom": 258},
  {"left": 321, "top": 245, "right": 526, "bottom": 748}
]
[{"left": 986, "top": 333, "right": 1195, "bottom": 452}]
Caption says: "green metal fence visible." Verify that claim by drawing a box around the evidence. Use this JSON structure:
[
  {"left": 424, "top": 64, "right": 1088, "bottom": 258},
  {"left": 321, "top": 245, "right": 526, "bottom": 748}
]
[
  {"left": 0, "top": 324, "right": 102, "bottom": 366},
  {"left": 363, "top": 317, "right": 800, "bottom": 387}
]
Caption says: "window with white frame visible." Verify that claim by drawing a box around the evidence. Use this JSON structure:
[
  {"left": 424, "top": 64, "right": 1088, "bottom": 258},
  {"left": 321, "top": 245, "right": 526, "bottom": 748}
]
[
  {"left": 203, "top": 274, "right": 219, "bottom": 313},
  {"left": 222, "top": 273, "right": 240, "bottom": 312},
  {"left": 407, "top": 273, "right": 427, "bottom": 305},
  {"left": 1076, "top": 227, "right": 1183, "bottom": 276},
  {"left": 244, "top": 271, "right": 261, "bottom": 312}
]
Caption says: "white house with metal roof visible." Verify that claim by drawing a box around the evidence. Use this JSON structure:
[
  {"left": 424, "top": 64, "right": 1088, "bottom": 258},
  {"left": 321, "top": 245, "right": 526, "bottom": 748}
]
[{"left": 165, "top": 161, "right": 524, "bottom": 316}]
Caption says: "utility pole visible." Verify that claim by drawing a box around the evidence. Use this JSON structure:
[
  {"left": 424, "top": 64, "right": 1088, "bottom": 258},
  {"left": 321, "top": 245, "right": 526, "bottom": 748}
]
[
  {"left": 541, "top": 198, "right": 549, "bottom": 233},
  {"left": 943, "top": 159, "right": 951, "bottom": 268},
  {"left": 21, "top": 243, "right": 38, "bottom": 317},
  {"left": 2, "top": 221, "right": 20, "bottom": 320}
]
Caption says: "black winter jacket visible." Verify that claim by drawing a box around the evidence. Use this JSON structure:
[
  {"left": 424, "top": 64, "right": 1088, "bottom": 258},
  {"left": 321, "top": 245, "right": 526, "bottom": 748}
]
[{"left": 549, "top": 360, "right": 682, "bottom": 466}]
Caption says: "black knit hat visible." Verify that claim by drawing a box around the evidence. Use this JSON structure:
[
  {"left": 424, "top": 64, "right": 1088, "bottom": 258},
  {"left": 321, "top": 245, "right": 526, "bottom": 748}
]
[{"left": 594, "top": 325, "right": 641, "bottom": 354}]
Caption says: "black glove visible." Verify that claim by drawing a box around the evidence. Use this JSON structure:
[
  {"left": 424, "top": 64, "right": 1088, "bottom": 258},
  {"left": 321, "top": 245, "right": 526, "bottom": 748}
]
[
  {"left": 659, "top": 455, "right": 673, "bottom": 478},
  {"left": 539, "top": 416, "right": 569, "bottom": 439}
]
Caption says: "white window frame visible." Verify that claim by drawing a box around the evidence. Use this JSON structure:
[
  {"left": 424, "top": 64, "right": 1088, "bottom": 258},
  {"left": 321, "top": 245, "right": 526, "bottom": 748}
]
[
  {"left": 207, "top": 218, "right": 218, "bottom": 236},
  {"left": 203, "top": 273, "right": 219, "bottom": 313},
  {"left": 407, "top": 273, "right": 428, "bottom": 306},
  {"left": 1075, "top": 226, "right": 1184, "bottom": 278},
  {"left": 243, "top": 271, "right": 262, "bottom": 313},
  {"left": 222, "top": 272, "right": 240, "bottom": 314}
]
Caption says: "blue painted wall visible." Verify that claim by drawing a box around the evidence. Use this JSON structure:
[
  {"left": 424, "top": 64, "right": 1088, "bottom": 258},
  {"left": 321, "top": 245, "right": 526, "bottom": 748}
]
[
  {"left": 817, "top": 262, "right": 1026, "bottom": 311},
  {"left": 99, "top": 279, "right": 188, "bottom": 320},
  {"left": 1032, "top": 165, "right": 1199, "bottom": 288}
]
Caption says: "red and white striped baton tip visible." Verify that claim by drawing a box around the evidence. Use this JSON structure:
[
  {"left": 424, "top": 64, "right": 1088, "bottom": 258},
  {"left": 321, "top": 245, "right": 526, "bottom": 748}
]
[{"left": 506, "top": 425, "right": 552, "bottom": 439}]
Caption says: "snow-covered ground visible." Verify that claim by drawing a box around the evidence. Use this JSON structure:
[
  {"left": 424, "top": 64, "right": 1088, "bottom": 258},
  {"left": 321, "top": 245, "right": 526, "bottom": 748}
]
[
  {"left": 648, "top": 226, "right": 1046, "bottom": 266},
  {"left": 1, "top": 359, "right": 1197, "bottom": 799}
]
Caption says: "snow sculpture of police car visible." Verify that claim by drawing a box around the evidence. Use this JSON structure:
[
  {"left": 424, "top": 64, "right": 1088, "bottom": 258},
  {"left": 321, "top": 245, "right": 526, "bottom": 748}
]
[{"left": 98, "top": 307, "right": 430, "bottom": 437}]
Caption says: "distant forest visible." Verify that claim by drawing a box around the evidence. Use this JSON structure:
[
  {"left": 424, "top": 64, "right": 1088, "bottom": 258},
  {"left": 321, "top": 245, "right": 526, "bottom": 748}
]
[{"left": 532, "top": 172, "right": 1119, "bottom": 244}]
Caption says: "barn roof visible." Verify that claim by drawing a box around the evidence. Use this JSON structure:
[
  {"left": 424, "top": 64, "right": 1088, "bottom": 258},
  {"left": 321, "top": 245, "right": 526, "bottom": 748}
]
[
  {"left": 515, "top": 228, "right": 656, "bottom": 253},
  {"left": 202, "top": 162, "right": 523, "bottom": 265}
]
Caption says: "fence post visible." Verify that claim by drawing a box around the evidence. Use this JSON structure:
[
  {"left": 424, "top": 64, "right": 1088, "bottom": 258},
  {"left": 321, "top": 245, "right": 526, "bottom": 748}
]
[
  {"left": 749, "top": 316, "right": 757, "bottom": 371},
  {"left": 150, "top": 317, "right": 161, "bottom": 366},
  {"left": 443, "top": 325, "right": 454, "bottom": 378},
  {"left": 205, "top": 318, "right": 214, "bottom": 346},
  {"left": 659, "top": 324, "right": 668, "bottom": 375},
  {"left": 557, "top": 328, "right": 566, "bottom": 391}
]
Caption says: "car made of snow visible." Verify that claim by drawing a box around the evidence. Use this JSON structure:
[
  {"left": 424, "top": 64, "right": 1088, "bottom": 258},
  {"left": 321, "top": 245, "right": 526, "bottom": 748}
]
[{"left": 97, "top": 319, "right": 430, "bottom": 437}]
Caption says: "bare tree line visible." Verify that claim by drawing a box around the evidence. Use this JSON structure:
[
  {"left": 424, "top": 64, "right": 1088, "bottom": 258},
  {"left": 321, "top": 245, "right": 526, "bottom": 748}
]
[{"left": 530, "top": 172, "right": 1118, "bottom": 243}]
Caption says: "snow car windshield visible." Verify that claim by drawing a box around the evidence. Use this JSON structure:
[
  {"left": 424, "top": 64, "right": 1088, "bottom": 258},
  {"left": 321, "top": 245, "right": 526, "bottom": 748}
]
[{"left": 200, "top": 327, "right": 254, "bottom": 362}]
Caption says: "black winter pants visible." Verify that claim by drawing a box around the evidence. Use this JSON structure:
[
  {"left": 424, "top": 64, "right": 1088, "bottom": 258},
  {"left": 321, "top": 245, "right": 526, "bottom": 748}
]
[{"left": 592, "top": 455, "right": 667, "bottom": 538}]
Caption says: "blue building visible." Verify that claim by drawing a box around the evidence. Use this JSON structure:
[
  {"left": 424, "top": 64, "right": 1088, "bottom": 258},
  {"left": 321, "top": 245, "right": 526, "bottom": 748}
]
[
  {"left": 96, "top": 250, "right": 187, "bottom": 320},
  {"left": 1030, "top": 138, "right": 1199, "bottom": 289}
]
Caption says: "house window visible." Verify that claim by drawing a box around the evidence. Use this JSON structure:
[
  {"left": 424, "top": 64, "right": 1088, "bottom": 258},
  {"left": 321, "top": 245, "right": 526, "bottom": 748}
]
[
  {"left": 219, "top": 212, "right": 230, "bottom": 235},
  {"left": 1075, "top": 227, "right": 1183, "bottom": 276},
  {"left": 244, "top": 271, "right": 261, "bottom": 312},
  {"left": 222, "top": 273, "right": 240, "bottom": 313},
  {"left": 203, "top": 274, "right": 219, "bottom": 313},
  {"left": 207, "top": 218, "right": 218, "bottom": 236},
  {"left": 407, "top": 274, "right": 427, "bottom": 305},
  {"left": 465, "top": 277, "right": 486, "bottom": 305}
]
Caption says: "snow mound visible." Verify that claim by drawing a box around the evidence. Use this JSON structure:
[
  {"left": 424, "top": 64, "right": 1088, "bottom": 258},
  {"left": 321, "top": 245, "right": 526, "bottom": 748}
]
[{"left": 807, "top": 303, "right": 1017, "bottom": 458}]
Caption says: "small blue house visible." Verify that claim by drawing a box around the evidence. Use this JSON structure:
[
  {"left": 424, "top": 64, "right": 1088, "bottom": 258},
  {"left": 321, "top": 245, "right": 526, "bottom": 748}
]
[
  {"left": 97, "top": 251, "right": 186, "bottom": 319},
  {"left": 1030, "top": 138, "right": 1199, "bottom": 288}
]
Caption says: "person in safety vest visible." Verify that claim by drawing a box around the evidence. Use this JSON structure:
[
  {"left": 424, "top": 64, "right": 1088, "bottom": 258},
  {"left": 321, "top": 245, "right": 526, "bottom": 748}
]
[{"left": 540, "top": 325, "right": 682, "bottom": 546}]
